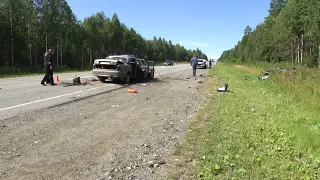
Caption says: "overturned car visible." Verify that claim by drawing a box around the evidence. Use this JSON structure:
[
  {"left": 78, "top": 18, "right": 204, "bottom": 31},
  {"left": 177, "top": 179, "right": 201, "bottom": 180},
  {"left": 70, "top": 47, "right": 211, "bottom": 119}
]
[{"left": 92, "top": 54, "right": 154, "bottom": 84}]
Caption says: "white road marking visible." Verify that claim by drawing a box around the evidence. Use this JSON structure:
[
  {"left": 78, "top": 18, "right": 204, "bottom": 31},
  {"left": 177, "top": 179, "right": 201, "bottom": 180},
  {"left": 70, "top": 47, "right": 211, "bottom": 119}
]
[
  {"left": 0, "top": 66, "right": 189, "bottom": 112},
  {"left": 0, "top": 85, "right": 114, "bottom": 111}
]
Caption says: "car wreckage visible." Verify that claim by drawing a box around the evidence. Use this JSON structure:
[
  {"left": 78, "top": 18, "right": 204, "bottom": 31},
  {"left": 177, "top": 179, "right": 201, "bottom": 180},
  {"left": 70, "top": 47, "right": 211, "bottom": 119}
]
[{"left": 92, "top": 54, "right": 155, "bottom": 84}]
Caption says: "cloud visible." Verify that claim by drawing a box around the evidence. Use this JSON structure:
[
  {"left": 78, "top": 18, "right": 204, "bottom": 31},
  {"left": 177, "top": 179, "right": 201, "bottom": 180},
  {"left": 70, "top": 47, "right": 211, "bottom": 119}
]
[
  {"left": 179, "top": 41, "right": 208, "bottom": 47},
  {"left": 191, "top": 42, "right": 208, "bottom": 47}
]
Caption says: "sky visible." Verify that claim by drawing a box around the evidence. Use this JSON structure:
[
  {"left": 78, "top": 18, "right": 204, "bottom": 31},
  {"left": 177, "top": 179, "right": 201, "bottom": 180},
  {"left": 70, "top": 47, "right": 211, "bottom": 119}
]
[{"left": 67, "top": 0, "right": 271, "bottom": 59}]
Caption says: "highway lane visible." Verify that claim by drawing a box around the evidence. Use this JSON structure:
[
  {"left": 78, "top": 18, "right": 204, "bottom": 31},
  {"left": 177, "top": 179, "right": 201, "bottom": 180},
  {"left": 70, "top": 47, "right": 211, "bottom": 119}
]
[{"left": 0, "top": 64, "right": 191, "bottom": 120}]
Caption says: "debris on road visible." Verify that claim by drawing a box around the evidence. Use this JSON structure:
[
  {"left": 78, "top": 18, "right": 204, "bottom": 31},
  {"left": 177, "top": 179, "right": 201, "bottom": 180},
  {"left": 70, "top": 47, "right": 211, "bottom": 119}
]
[
  {"left": 127, "top": 89, "right": 137, "bottom": 93},
  {"left": 73, "top": 76, "right": 81, "bottom": 85},
  {"left": 111, "top": 105, "right": 120, "bottom": 108},
  {"left": 144, "top": 160, "right": 166, "bottom": 167}
]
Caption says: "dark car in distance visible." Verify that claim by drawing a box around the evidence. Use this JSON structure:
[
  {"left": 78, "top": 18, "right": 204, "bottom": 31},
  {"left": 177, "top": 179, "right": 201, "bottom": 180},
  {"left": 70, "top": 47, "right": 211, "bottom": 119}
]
[{"left": 164, "top": 60, "right": 174, "bottom": 66}]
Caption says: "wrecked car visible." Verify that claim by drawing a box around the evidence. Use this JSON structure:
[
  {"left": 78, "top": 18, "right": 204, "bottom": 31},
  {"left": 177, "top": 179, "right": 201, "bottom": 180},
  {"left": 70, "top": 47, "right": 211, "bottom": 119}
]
[{"left": 92, "top": 54, "right": 154, "bottom": 84}]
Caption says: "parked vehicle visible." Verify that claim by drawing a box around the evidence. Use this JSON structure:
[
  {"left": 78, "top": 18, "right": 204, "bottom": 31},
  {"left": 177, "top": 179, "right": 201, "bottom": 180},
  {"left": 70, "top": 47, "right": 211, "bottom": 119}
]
[
  {"left": 197, "top": 59, "right": 207, "bottom": 69},
  {"left": 92, "top": 54, "right": 154, "bottom": 84},
  {"left": 164, "top": 60, "right": 174, "bottom": 66}
]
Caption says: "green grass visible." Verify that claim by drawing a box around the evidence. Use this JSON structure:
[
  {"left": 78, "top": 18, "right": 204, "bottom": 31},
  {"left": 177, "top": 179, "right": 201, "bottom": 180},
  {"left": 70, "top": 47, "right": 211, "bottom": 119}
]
[{"left": 168, "top": 62, "right": 320, "bottom": 179}]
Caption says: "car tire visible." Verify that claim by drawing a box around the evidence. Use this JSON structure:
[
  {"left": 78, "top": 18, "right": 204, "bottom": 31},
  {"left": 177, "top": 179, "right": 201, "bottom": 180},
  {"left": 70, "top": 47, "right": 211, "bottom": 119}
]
[
  {"left": 123, "top": 72, "right": 131, "bottom": 84},
  {"left": 98, "top": 76, "right": 106, "bottom": 83}
]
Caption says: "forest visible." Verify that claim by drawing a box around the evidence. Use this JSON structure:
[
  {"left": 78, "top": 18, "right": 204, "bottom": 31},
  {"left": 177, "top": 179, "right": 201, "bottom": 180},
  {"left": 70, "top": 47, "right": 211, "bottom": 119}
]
[
  {"left": 219, "top": 0, "right": 320, "bottom": 67},
  {"left": 0, "top": 0, "right": 207, "bottom": 74}
]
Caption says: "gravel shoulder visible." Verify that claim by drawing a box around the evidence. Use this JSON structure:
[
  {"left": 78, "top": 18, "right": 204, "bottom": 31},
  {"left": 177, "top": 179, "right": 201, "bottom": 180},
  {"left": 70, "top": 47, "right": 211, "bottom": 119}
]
[{"left": 0, "top": 68, "right": 210, "bottom": 180}]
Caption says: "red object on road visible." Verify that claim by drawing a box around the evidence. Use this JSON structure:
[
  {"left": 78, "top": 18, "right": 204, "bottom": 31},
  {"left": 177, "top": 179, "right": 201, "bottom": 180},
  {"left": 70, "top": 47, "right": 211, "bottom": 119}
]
[{"left": 127, "top": 89, "right": 137, "bottom": 93}]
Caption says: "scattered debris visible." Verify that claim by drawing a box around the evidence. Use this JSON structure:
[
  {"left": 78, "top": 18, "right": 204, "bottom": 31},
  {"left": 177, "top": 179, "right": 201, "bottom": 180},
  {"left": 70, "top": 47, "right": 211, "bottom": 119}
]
[
  {"left": 198, "top": 81, "right": 203, "bottom": 83},
  {"left": 127, "top": 89, "right": 137, "bottom": 93},
  {"left": 258, "top": 75, "right": 269, "bottom": 80},
  {"left": 1, "top": 125, "right": 6, "bottom": 128},
  {"left": 144, "top": 160, "right": 166, "bottom": 167},
  {"left": 217, "top": 83, "right": 228, "bottom": 92},
  {"left": 73, "top": 76, "right": 81, "bottom": 85},
  {"left": 138, "top": 83, "right": 147, "bottom": 86},
  {"left": 111, "top": 105, "right": 120, "bottom": 108},
  {"left": 264, "top": 70, "right": 271, "bottom": 75}
]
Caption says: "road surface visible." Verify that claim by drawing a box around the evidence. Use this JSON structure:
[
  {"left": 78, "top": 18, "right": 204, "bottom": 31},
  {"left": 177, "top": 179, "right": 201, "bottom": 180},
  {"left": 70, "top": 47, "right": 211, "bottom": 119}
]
[
  {"left": 0, "top": 64, "right": 211, "bottom": 180},
  {"left": 0, "top": 64, "right": 191, "bottom": 120}
]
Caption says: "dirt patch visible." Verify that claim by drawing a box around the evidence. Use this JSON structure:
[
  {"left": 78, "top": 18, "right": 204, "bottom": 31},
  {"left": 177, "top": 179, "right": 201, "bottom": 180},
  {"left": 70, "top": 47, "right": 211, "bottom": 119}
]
[{"left": 0, "top": 68, "right": 210, "bottom": 180}]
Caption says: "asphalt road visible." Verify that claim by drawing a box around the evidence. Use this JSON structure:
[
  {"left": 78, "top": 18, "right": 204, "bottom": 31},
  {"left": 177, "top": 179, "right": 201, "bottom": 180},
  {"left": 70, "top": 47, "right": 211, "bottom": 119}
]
[{"left": 0, "top": 64, "right": 192, "bottom": 120}]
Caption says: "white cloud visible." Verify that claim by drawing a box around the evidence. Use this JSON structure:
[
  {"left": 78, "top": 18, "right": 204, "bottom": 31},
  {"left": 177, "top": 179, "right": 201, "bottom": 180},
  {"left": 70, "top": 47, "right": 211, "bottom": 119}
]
[
  {"left": 191, "top": 42, "right": 208, "bottom": 47},
  {"left": 179, "top": 41, "right": 208, "bottom": 47}
]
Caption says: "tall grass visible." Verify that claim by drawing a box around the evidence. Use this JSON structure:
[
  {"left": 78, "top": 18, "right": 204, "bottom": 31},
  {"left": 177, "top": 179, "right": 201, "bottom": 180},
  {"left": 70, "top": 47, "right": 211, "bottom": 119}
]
[{"left": 167, "top": 62, "right": 320, "bottom": 179}]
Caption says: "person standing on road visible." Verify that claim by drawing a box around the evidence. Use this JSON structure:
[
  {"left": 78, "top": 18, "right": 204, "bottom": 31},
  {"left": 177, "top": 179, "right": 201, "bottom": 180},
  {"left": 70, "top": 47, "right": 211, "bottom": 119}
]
[
  {"left": 41, "top": 48, "right": 56, "bottom": 86},
  {"left": 190, "top": 55, "right": 198, "bottom": 77}
]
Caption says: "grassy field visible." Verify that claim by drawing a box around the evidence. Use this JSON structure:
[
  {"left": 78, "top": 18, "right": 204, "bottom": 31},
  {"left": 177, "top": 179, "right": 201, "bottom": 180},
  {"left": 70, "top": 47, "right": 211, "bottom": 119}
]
[{"left": 168, "top": 62, "right": 320, "bottom": 179}]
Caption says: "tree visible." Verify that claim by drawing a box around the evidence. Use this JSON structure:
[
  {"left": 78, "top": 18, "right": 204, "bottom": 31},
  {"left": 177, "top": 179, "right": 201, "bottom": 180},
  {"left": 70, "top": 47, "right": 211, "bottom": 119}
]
[
  {"left": 0, "top": 1, "right": 207, "bottom": 74},
  {"left": 244, "top": 25, "right": 252, "bottom": 36},
  {"left": 219, "top": 0, "right": 320, "bottom": 67},
  {"left": 269, "top": 0, "right": 287, "bottom": 17}
]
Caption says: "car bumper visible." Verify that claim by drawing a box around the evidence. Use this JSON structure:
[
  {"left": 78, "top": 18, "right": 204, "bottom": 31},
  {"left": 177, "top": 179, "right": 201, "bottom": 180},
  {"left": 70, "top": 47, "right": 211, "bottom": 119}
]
[
  {"left": 197, "top": 64, "right": 206, "bottom": 68},
  {"left": 92, "top": 69, "right": 126, "bottom": 79}
]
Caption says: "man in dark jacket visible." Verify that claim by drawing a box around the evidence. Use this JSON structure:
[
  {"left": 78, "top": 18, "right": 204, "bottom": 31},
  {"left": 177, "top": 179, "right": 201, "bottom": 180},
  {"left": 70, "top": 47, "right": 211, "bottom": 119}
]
[
  {"left": 41, "top": 48, "right": 56, "bottom": 86},
  {"left": 190, "top": 55, "right": 198, "bottom": 77}
]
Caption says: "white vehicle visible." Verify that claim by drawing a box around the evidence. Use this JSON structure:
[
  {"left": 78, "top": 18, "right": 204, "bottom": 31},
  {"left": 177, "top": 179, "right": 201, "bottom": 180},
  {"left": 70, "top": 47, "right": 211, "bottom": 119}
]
[{"left": 197, "top": 59, "right": 207, "bottom": 69}]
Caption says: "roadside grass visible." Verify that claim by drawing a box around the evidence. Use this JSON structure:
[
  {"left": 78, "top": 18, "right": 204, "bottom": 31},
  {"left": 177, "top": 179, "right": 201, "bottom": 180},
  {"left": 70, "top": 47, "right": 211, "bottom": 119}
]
[{"left": 167, "top": 62, "right": 320, "bottom": 179}]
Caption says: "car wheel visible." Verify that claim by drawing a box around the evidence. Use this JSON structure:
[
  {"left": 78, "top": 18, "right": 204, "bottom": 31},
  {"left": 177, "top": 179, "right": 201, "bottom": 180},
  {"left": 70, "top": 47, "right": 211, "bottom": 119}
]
[
  {"left": 123, "top": 73, "right": 131, "bottom": 84},
  {"left": 98, "top": 76, "right": 106, "bottom": 83}
]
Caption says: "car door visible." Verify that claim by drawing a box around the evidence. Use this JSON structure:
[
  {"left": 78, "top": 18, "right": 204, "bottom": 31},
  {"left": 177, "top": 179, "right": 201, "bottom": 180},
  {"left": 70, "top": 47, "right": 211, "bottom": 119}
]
[{"left": 138, "top": 59, "right": 149, "bottom": 79}]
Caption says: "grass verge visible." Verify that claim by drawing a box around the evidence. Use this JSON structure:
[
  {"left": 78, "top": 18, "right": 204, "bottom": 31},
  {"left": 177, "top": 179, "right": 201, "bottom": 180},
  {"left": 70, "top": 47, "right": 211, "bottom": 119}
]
[{"left": 167, "top": 62, "right": 320, "bottom": 179}]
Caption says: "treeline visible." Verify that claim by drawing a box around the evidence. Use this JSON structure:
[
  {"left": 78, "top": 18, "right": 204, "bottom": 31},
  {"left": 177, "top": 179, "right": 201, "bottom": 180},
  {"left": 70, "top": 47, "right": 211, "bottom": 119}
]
[
  {"left": 0, "top": 0, "right": 207, "bottom": 73},
  {"left": 219, "top": 0, "right": 320, "bottom": 67}
]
